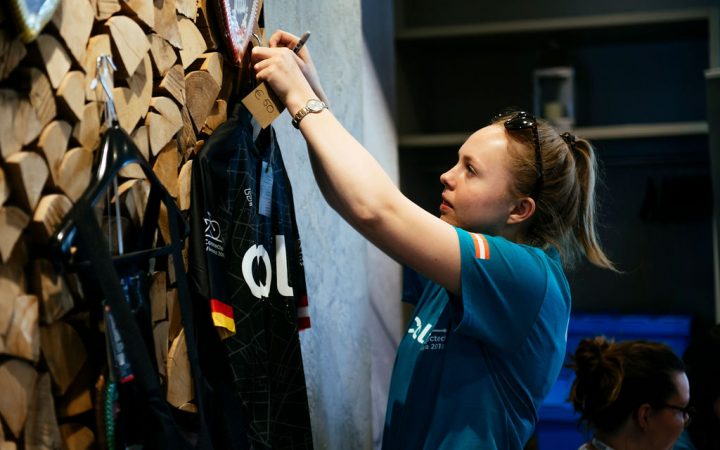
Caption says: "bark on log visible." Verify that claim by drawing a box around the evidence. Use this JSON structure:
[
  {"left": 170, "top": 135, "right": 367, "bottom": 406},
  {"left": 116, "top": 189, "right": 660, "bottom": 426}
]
[
  {"left": 4, "top": 151, "right": 49, "bottom": 212},
  {"left": 58, "top": 147, "right": 93, "bottom": 202},
  {"left": 178, "top": 18, "right": 206, "bottom": 69},
  {"left": 23, "top": 373, "right": 62, "bottom": 449},
  {"left": 37, "top": 120, "right": 72, "bottom": 187},
  {"left": 147, "top": 98, "right": 182, "bottom": 156},
  {"left": 32, "top": 194, "right": 73, "bottom": 246},
  {"left": 106, "top": 15, "right": 151, "bottom": 77},
  {"left": 31, "top": 259, "right": 74, "bottom": 325},
  {"left": 39, "top": 321, "right": 87, "bottom": 396},
  {"left": 185, "top": 70, "right": 220, "bottom": 133},
  {"left": 3, "top": 295, "right": 39, "bottom": 361},
  {"left": 0, "top": 29, "right": 27, "bottom": 82},
  {"left": 153, "top": 0, "right": 182, "bottom": 49},
  {"left": 35, "top": 34, "right": 71, "bottom": 90},
  {"left": 0, "top": 206, "right": 30, "bottom": 264},
  {"left": 56, "top": 70, "right": 86, "bottom": 121},
  {"left": 0, "top": 360, "right": 37, "bottom": 438},
  {"left": 51, "top": 0, "right": 95, "bottom": 65}
]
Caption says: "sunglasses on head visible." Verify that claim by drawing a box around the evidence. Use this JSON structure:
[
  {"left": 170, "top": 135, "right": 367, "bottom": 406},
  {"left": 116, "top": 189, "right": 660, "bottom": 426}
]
[{"left": 492, "top": 111, "right": 543, "bottom": 200}]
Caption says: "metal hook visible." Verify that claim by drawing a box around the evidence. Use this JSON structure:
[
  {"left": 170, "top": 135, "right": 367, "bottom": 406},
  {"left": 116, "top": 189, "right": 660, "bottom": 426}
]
[
  {"left": 251, "top": 33, "right": 262, "bottom": 47},
  {"left": 91, "top": 54, "right": 118, "bottom": 125}
]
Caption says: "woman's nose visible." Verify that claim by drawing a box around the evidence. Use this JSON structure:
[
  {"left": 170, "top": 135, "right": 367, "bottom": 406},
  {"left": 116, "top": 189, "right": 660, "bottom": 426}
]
[{"left": 440, "top": 166, "right": 454, "bottom": 188}]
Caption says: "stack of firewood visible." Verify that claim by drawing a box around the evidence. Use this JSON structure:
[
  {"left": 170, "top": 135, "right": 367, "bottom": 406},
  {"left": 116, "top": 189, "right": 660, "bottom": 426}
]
[{"left": 0, "top": 0, "right": 244, "bottom": 447}]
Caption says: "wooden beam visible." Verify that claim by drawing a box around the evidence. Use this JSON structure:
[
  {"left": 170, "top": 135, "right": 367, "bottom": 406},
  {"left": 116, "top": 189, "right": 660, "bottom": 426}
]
[
  {"left": 4, "top": 151, "right": 49, "bottom": 212},
  {"left": 0, "top": 206, "right": 30, "bottom": 264},
  {"left": 0, "top": 360, "right": 37, "bottom": 438}
]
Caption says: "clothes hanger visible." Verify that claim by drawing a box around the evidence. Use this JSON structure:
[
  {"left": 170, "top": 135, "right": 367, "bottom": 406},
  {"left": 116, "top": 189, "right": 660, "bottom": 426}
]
[{"left": 49, "top": 55, "right": 188, "bottom": 268}]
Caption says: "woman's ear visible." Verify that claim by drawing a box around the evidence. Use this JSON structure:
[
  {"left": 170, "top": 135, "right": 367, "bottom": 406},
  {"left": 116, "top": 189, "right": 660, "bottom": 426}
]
[
  {"left": 636, "top": 404, "right": 653, "bottom": 431},
  {"left": 507, "top": 197, "right": 536, "bottom": 225}
]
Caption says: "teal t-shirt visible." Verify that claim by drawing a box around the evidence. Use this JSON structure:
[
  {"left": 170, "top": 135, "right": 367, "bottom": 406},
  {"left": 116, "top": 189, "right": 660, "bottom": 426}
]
[{"left": 383, "top": 229, "right": 571, "bottom": 449}]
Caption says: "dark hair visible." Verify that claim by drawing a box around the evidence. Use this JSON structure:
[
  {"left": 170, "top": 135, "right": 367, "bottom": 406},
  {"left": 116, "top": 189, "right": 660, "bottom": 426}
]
[
  {"left": 492, "top": 114, "right": 615, "bottom": 270},
  {"left": 569, "top": 336, "right": 685, "bottom": 433},
  {"left": 683, "top": 325, "right": 720, "bottom": 449}
]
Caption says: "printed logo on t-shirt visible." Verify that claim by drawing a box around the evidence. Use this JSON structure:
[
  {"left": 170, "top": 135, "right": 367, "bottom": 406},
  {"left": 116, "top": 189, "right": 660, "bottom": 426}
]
[
  {"left": 408, "top": 316, "right": 433, "bottom": 345},
  {"left": 204, "top": 211, "right": 225, "bottom": 257},
  {"left": 470, "top": 233, "right": 490, "bottom": 260}
]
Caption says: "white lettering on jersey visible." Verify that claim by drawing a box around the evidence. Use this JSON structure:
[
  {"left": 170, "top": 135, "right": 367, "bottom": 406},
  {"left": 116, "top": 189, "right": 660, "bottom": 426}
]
[
  {"left": 240, "top": 235, "right": 294, "bottom": 299},
  {"left": 408, "top": 316, "right": 433, "bottom": 345}
]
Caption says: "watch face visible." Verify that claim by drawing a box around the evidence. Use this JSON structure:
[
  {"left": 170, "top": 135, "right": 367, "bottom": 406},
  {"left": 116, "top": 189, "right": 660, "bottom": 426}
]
[
  {"left": 307, "top": 99, "right": 324, "bottom": 112},
  {"left": 216, "top": 0, "right": 260, "bottom": 65}
]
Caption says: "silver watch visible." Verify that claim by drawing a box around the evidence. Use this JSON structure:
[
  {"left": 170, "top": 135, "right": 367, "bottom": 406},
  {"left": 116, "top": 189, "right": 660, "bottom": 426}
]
[{"left": 292, "top": 99, "right": 327, "bottom": 129}]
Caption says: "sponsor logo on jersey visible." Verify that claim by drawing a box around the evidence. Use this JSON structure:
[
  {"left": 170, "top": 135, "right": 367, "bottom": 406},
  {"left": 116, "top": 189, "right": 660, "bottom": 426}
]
[{"left": 204, "top": 211, "right": 225, "bottom": 257}]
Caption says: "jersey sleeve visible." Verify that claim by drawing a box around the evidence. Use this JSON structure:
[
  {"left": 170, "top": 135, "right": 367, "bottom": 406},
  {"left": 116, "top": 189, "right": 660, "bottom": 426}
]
[{"left": 453, "top": 228, "right": 548, "bottom": 353}]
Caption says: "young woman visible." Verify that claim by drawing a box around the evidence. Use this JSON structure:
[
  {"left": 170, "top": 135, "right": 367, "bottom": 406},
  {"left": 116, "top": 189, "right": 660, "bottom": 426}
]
[
  {"left": 570, "top": 337, "right": 690, "bottom": 450},
  {"left": 252, "top": 30, "right": 615, "bottom": 449}
]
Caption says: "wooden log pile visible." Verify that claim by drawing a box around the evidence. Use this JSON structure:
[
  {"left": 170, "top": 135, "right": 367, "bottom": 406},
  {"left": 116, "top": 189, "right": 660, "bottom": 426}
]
[{"left": 0, "top": 0, "right": 241, "bottom": 446}]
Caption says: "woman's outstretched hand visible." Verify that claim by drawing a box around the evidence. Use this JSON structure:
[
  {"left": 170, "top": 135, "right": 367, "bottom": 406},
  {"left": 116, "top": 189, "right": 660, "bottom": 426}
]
[{"left": 251, "top": 30, "right": 328, "bottom": 116}]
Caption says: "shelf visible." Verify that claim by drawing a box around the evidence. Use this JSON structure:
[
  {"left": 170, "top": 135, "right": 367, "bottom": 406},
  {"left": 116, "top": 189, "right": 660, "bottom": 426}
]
[
  {"left": 396, "top": 9, "right": 714, "bottom": 40},
  {"left": 398, "top": 122, "right": 709, "bottom": 148}
]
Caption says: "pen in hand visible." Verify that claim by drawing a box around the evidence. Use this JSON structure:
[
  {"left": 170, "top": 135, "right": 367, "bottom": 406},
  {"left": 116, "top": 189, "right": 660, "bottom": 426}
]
[{"left": 293, "top": 31, "right": 311, "bottom": 54}]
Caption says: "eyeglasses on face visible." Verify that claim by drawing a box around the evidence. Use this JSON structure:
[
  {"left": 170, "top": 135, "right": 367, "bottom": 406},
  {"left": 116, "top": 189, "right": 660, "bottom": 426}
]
[
  {"left": 492, "top": 111, "right": 543, "bottom": 200},
  {"left": 657, "top": 403, "right": 695, "bottom": 426}
]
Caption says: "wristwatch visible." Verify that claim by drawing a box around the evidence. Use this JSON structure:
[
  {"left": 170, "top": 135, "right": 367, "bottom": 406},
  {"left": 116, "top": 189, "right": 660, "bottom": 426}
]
[{"left": 292, "top": 99, "right": 328, "bottom": 129}]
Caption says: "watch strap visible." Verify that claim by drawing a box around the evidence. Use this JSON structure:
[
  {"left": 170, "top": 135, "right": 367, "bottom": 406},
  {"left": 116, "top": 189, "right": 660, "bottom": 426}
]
[{"left": 292, "top": 99, "right": 327, "bottom": 129}]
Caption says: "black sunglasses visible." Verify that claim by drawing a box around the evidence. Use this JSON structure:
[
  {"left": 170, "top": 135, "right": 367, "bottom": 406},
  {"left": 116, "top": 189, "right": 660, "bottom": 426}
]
[{"left": 493, "top": 111, "right": 543, "bottom": 200}]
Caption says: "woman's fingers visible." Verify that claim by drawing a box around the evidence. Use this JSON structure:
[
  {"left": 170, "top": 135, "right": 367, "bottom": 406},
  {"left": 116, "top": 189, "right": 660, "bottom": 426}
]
[{"left": 268, "top": 30, "right": 299, "bottom": 49}]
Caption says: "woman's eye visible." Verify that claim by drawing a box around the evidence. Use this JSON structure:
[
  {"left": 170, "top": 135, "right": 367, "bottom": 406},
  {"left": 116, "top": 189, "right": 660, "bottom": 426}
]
[{"left": 466, "top": 165, "right": 476, "bottom": 175}]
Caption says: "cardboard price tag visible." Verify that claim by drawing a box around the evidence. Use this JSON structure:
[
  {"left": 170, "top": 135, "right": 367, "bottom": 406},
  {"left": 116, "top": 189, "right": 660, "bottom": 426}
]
[{"left": 241, "top": 82, "right": 285, "bottom": 128}]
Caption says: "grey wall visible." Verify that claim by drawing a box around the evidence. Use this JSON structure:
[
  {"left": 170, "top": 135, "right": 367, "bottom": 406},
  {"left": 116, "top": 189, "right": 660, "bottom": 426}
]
[{"left": 265, "top": 1, "right": 400, "bottom": 449}]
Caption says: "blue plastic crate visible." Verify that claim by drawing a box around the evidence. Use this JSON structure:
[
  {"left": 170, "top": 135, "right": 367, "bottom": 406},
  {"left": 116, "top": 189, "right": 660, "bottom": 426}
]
[{"left": 536, "top": 313, "right": 692, "bottom": 449}]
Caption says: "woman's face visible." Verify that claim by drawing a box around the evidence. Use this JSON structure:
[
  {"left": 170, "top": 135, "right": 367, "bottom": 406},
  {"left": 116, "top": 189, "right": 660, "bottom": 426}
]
[
  {"left": 439, "top": 124, "right": 518, "bottom": 234},
  {"left": 645, "top": 371, "right": 691, "bottom": 450}
]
